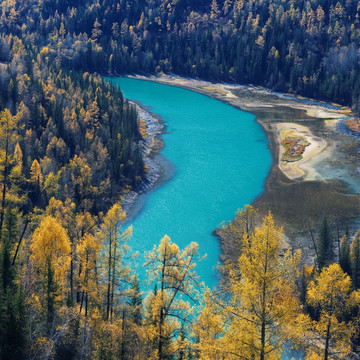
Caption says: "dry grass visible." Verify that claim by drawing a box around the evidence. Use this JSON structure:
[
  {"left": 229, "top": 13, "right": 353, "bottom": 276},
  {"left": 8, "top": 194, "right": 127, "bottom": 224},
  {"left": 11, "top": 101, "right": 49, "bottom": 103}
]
[{"left": 196, "top": 85, "right": 228, "bottom": 96}]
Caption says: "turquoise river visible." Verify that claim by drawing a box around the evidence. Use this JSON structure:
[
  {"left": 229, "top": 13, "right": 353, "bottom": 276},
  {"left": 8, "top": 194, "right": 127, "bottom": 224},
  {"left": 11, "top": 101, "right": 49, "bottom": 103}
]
[
  {"left": 111, "top": 77, "right": 272, "bottom": 288},
  {"left": 110, "top": 77, "right": 303, "bottom": 359}
]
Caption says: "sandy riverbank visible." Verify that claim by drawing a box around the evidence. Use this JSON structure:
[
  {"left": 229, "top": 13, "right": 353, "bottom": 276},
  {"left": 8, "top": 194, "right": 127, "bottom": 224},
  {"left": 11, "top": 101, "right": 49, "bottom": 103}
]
[{"left": 129, "top": 74, "right": 355, "bottom": 182}]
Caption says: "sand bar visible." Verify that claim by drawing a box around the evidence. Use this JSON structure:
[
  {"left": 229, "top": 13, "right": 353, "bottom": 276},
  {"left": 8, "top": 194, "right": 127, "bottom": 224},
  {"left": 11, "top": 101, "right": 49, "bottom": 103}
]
[
  {"left": 128, "top": 74, "right": 355, "bottom": 180},
  {"left": 277, "top": 123, "right": 327, "bottom": 180}
]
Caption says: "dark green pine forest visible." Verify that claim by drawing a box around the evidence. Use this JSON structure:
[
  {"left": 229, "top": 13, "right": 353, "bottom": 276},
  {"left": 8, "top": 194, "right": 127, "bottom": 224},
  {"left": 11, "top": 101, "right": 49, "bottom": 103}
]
[
  {"left": 2, "top": 0, "right": 359, "bottom": 109},
  {"left": 0, "top": 0, "right": 359, "bottom": 359}
]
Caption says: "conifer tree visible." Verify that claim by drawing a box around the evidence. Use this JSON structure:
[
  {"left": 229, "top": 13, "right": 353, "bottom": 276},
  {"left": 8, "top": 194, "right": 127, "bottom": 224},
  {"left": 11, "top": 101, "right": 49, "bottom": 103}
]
[
  {"left": 30, "top": 216, "right": 71, "bottom": 327},
  {"left": 196, "top": 213, "right": 305, "bottom": 360},
  {"left": 0, "top": 109, "right": 18, "bottom": 240},
  {"left": 317, "top": 217, "right": 333, "bottom": 270},
  {"left": 127, "top": 275, "right": 142, "bottom": 326},
  {"left": 351, "top": 230, "right": 360, "bottom": 289},
  {"left": 0, "top": 239, "right": 27, "bottom": 360},
  {"left": 98, "top": 203, "right": 132, "bottom": 322},
  {"left": 307, "top": 263, "right": 354, "bottom": 359},
  {"left": 339, "top": 234, "right": 351, "bottom": 276},
  {"left": 144, "top": 235, "right": 200, "bottom": 360}
]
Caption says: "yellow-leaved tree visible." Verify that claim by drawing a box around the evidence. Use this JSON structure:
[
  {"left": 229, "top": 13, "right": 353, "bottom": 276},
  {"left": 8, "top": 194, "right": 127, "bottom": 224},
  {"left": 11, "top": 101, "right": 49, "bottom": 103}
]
[
  {"left": 76, "top": 233, "right": 101, "bottom": 317},
  {"left": 92, "top": 203, "right": 133, "bottom": 359},
  {"left": 195, "top": 212, "right": 305, "bottom": 360},
  {"left": 144, "top": 235, "right": 200, "bottom": 360},
  {"left": 98, "top": 203, "right": 132, "bottom": 322},
  {"left": 220, "top": 205, "right": 256, "bottom": 262},
  {"left": 30, "top": 216, "right": 71, "bottom": 325},
  {"left": 306, "top": 263, "right": 355, "bottom": 360},
  {"left": 193, "top": 290, "right": 227, "bottom": 360},
  {"left": 0, "top": 108, "right": 20, "bottom": 239}
]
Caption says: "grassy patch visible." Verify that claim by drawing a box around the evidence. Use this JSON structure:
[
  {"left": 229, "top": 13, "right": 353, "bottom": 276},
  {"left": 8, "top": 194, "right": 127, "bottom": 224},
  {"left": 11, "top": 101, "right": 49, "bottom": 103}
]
[
  {"left": 196, "top": 85, "right": 228, "bottom": 96},
  {"left": 280, "top": 130, "right": 310, "bottom": 162}
]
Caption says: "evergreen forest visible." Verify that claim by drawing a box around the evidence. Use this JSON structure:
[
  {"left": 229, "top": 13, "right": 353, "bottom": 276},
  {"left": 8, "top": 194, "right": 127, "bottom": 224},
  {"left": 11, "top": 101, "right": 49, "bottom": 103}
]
[{"left": 0, "top": 0, "right": 359, "bottom": 358}]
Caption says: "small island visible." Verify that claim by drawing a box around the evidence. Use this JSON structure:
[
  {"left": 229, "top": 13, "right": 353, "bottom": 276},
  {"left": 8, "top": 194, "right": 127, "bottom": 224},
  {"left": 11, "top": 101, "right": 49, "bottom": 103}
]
[{"left": 277, "top": 123, "right": 327, "bottom": 180}]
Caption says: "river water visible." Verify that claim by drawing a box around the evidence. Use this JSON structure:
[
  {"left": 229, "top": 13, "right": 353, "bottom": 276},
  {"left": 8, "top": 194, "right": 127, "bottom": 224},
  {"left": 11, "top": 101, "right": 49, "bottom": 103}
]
[
  {"left": 109, "top": 77, "right": 304, "bottom": 359},
  {"left": 110, "top": 77, "right": 272, "bottom": 287}
]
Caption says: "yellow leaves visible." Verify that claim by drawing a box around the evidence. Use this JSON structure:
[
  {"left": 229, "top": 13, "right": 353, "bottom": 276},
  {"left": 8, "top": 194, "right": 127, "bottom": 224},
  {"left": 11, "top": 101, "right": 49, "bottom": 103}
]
[
  {"left": 43, "top": 172, "right": 60, "bottom": 198},
  {"left": 40, "top": 46, "right": 49, "bottom": 55},
  {"left": 76, "top": 233, "right": 101, "bottom": 304},
  {"left": 193, "top": 291, "right": 227, "bottom": 359},
  {"left": 210, "top": 212, "right": 303, "bottom": 359},
  {"left": 14, "top": 142, "right": 23, "bottom": 167},
  {"left": 144, "top": 236, "right": 200, "bottom": 356},
  {"left": 145, "top": 235, "right": 199, "bottom": 286},
  {"left": 103, "top": 202, "right": 126, "bottom": 226},
  {"left": 0, "top": 109, "right": 18, "bottom": 151},
  {"left": 305, "top": 264, "right": 355, "bottom": 359},
  {"left": 30, "top": 215, "right": 71, "bottom": 285},
  {"left": 158, "top": 234, "right": 180, "bottom": 257},
  {"left": 30, "top": 159, "right": 43, "bottom": 185},
  {"left": 307, "top": 263, "right": 352, "bottom": 312},
  {"left": 255, "top": 35, "right": 265, "bottom": 47}
]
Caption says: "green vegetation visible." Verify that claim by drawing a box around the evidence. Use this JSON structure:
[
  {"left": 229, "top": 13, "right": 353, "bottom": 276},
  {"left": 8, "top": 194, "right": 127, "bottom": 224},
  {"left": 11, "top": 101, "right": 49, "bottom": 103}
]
[
  {"left": 0, "top": 202, "right": 359, "bottom": 359},
  {"left": 0, "top": 0, "right": 359, "bottom": 358},
  {"left": 1, "top": 0, "right": 359, "bottom": 112}
]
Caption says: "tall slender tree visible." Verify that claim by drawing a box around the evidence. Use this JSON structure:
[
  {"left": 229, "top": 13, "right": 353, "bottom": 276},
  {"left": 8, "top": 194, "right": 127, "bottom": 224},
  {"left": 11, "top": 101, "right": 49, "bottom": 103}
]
[
  {"left": 144, "top": 235, "right": 200, "bottom": 360},
  {"left": 351, "top": 230, "right": 360, "bottom": 289},
  {"left": 98, "top": 203, "right": 132, "bottom": 322},
  {"left": 196, "top": 213, "right": 304, "bottom": 360},
  {"left": 307, "top": 264, "right": 354, "bottom": 359}
]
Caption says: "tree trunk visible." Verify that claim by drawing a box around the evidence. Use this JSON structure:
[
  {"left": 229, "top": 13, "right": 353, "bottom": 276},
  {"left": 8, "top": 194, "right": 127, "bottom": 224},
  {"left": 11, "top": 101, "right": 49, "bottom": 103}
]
[
  {"left": 0, "top": 136, "right": 9, "bottom": 240},
  {"left": 324, "top": 316, "right": 331, "bottom": 360},
  {"left": 12, "top": 220, "right": 28, "bottom": 265},
  {"left": 106, "top": 231, "right": 112, "bottom": 321}
]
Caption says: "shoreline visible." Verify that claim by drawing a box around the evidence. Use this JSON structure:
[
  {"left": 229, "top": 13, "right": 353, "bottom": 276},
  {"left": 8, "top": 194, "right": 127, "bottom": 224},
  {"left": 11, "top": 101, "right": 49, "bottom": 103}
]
[
  {"left": 128, "top": 74, "right": 356, "bottom": 182},
  {"left": 119, "top": 74, "right": 360, "bottom": 265},
  {"left": 121, "top": 103, "right": 165, "bottom": 218}
]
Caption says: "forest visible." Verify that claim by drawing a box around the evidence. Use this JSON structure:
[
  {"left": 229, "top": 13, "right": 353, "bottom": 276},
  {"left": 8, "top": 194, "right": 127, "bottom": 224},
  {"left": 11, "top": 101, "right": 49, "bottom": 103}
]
[
  {"left": 0, "top": 0, "right": 359, "bottom": 358},
  {"left": 1, "top": 0, "right": 359, "bottom": 111}
]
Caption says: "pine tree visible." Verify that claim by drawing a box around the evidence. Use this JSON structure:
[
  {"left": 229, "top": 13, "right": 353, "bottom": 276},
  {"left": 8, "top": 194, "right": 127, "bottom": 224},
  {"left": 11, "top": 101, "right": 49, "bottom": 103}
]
[
  {"left": 339, "top": 234, "right": 351, "bottom": 276},
  {"left": 127, "top": 275, "right": 142, "bottom": 326},
  {"left": 317, "top": 217, "right": 333, "bottom": 270},
  {"left": 351, "top": 230, "right": 360, "bottom": 289},
  {"left": 0, "top": 239, "right": 27, "bottom": 360}
]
